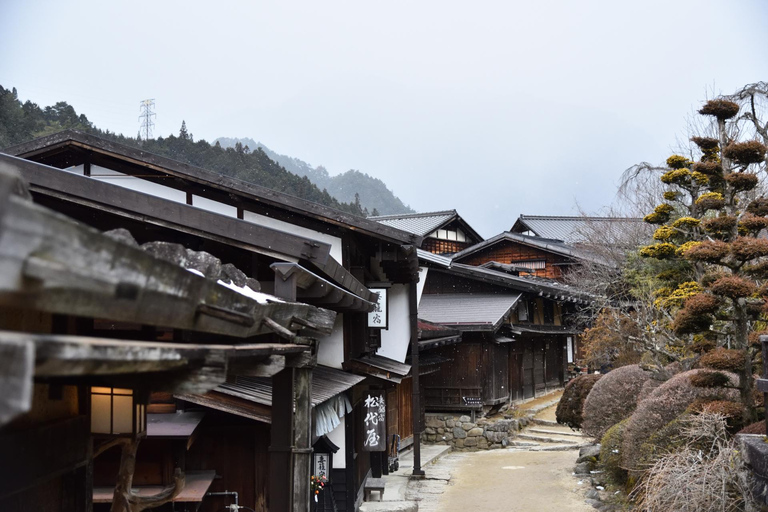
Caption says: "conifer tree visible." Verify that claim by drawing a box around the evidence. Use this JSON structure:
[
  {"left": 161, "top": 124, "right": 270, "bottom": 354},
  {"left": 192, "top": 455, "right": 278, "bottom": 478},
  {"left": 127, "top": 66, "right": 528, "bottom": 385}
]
[
  {"left": 179, "top": 120, "right": 189, "bottom": 140},
  {"left": 640, "top": 98, "right": 768, "bottom": 422}
]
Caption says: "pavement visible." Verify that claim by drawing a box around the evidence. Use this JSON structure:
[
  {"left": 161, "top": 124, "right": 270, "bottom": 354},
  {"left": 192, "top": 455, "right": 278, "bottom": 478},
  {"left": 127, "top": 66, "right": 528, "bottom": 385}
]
[
  {"left": 358, "top": 444, "right": 452, "bottom": 512},
  {"left": 362, "top": 391, "right": 593, "bottom": 512}
]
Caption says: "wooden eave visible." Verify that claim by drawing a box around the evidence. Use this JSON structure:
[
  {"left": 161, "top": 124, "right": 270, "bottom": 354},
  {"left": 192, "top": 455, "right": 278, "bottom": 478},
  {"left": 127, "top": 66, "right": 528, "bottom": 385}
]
[
  {"left": 0, "top": 163, "right": 337, "bottom": 339},
  {"left": 5, "top": 131, "right": 422, "bottom": 247},
  {"left": 271, "top": 262, "right": 376, "bottom": 312},
  {"left": 1, "top": 152, "right": 378, "bottom": 301}
]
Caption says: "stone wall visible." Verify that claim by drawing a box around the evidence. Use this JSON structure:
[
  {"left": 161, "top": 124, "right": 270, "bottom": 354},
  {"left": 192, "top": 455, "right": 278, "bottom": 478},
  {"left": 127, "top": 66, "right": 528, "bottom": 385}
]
[{"left": 423, "top": 413, "right": 525, "bottom": 450}]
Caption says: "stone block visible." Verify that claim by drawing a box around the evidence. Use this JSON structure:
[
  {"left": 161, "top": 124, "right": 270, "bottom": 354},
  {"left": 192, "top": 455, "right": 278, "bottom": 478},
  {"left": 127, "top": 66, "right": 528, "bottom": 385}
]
[
  {"left": 443, "top": 433, "right": 453, "bottom": 441},
  {"left": 425, "top": 416, "right": 446, "bottom": 429},
  {"left": 426, "top": 434, "right": 437, "bottom": 442},
  {"left": 459, "top": 415, "right": 471, "bottom": 422},
  {"left": 454, "top": 438, "right": 465, "bottom": 448},
  {"left": 464, "top": 437, "right": 478, "bottom": 447},
  {"left": 445, "top": 419, "right": 455, "bottom": 428},
  {"left": 467, "top": 427, "right": 484, "bottom": 437},
  {"left": 574, "top": 462, "right": 591, "bottom": 475},
  {"left": 425, "top": 427, "right": 436, "bottom": 435},
  {"left": 453, "top": 427, "right": 467, "bottom": 439},
  {"left": 477, "top": 437, "right": 489, "bottom": 449},
  {"left": 579, "top": 444, "right": 601, "bottom": 460},
  {"left": 437, "top": 427, "right": 444, "bottom": 434},
  {"left": 462, "top": 422, "right": 475, "bottom": 430}
]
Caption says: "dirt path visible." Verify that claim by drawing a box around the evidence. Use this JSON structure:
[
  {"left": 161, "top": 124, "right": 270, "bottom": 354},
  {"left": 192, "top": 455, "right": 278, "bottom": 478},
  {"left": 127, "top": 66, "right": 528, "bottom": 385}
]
[
  {"left": 432, "top": 449, "right": 592, "bottom": 512},
  {"left": 409, "top": 396, "right": 592, "bottom": 512}
]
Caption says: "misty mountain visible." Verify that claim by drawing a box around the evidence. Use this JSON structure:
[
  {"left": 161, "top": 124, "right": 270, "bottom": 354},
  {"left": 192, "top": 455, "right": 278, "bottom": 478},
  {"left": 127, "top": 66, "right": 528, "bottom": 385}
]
[{"left": 215, "top": 137, "right": 414, "bottom": 216}]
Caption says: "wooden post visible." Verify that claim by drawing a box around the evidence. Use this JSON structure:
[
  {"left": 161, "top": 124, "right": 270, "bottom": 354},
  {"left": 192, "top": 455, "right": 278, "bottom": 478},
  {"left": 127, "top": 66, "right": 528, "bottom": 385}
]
[
  {"left": 409, "top": 280, "right": 424, "bottom": 477},
  {"left": 292, "top": 367, "right": 312, "bottom": 512},
  {"left": 270, "top": 369, "right": 295, "bottom": 512}
]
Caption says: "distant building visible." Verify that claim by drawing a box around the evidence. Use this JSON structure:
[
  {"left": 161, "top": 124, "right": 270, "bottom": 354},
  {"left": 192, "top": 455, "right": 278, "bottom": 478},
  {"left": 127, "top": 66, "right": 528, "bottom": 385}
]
[{"left": 371, "top": 210, "right": 483, "bottom": 255}]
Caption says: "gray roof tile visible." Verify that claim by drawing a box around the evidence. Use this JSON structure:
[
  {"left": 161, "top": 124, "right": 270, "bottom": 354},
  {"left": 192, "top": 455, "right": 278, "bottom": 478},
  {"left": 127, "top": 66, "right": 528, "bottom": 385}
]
[
  {"left": 512, "top": 215, "right": 645, "bottom": 244},
  {"left": 371, "top": 210, "right": 457, "bottom": 237},
  {"left": 418, "top": 293, "right": 521, "bottom": 330}
]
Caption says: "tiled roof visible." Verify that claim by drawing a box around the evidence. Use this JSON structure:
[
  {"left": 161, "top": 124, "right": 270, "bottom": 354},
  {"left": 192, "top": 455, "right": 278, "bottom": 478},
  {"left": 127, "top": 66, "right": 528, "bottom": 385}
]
[
  {"left": 418, "top": 293, "right": 522, "bottom": 331},
  {"left": 371, "top": 210, "right": 458, "bottom": 237},
  {"left": 417, "top": 248, "right": 452, "bottom": 267},
  {"left": 452, "top": 232, "right": 612, "bottom": 267},
  {"left": 511, "top": 215, "right": 645, "bottom": 244}
]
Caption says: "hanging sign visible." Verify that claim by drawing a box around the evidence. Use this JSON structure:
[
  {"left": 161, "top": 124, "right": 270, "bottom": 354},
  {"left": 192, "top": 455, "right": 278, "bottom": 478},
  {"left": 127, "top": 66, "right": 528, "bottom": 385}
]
[
  {"left": 313, "top": 452, "right": 330, "bottom": 479},
  {"left": 567, "top": 336, "right": 574, "bottom": 363},
  {"left": 361, "top": 391, "right": 386, "bottom": 452},
  {"left": 367, "top": 288, "right": 388, "bottom": 329}
]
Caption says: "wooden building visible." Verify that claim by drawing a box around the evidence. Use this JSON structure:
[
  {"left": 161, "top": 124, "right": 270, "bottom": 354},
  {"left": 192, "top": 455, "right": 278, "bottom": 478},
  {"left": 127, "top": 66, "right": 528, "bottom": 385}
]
[
  {"left": 416, "top": 250, "right": 588, "bottom": 411},
  {"left": 4, "top": 130, "right": 427, "bottom": 510},
  {"left": 0, "top": 157, "right": 337, "bottom": 512},
  {"left": 371, "top": 210, "right": 483, "bottom": 256}
]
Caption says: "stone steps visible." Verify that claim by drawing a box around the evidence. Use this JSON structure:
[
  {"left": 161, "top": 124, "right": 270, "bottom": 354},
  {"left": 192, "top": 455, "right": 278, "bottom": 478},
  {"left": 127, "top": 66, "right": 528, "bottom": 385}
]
[
  {"left": 531, "top": 418, "right": 559, "bottom": 427},
  {"left": 517, "top": 433, "right": 578, "bottom": 444},
  {"left": 527, "top": 428, "right": 585, "bottom": 438},
  {"left": 530, "top": 442, "right": 592, "bottom": 452}
]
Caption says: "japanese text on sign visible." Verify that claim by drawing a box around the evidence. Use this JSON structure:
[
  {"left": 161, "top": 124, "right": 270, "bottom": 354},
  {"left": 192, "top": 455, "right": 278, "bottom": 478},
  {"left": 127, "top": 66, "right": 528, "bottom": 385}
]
[
  {"left": 361, "top": 391, "right": 386, "bottom": 451},
  {"left": 367, "top": 288, "right": 388, "bottom": 329}
]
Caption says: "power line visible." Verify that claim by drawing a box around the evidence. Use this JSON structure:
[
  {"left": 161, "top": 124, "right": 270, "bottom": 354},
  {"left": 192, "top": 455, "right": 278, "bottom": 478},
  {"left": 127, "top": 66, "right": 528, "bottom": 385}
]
[{"left": 138, "top": 99, "right": 156, "bottom": 140}]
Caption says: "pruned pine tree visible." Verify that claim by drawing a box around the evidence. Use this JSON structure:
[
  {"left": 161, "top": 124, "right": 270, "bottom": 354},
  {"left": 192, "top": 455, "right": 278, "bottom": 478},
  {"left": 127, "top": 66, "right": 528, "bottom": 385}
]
[{"left": 640, "top": 98, "right": 768, "bottom": 422}]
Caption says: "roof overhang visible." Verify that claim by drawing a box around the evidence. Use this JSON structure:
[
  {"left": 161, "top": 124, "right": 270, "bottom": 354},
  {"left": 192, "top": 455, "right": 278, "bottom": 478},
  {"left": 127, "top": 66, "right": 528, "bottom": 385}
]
[
  {"left": 271, "top": 262, "right": 376, "bottom": 311},
  {"left": 343, "top": 354, "right": 411, "bottom": 383}
]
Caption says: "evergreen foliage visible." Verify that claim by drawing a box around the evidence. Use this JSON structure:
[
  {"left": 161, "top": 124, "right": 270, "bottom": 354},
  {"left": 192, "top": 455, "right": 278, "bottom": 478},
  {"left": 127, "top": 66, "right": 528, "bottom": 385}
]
[{"left": 0, "top": 85, "right": 381, "bottom": 217}]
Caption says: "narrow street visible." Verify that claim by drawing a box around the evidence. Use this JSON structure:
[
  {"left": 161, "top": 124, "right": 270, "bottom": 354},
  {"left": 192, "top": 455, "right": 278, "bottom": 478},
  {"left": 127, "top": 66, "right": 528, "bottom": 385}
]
[{"left": 405, "top": 397, "right": 593, "bottom": 512}]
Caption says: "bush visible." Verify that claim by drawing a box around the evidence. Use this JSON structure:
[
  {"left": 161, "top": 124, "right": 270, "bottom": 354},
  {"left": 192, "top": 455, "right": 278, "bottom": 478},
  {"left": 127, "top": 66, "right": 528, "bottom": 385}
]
[
  {"left": 692, "top": 160, "right": 723, "bottom": 175},
  {"left": 746, "top": 197, "right": 768, "bottom": 217},
  {"left": 739, "top": 214, "right": 768, "bottom": 234},
  {"left": 701, "top": 215, "right": 737, "bottom": 239},
  {"left": 730, "top": 236, "right": 768, "bottom": 261},
  {"left": 691, "top": 136, "right": 720, "bottom": 150},
  {"left": 621, "top": 369, "right": 738, "bottom": 472},
  {"left": 582, "top": 365, "right": 653, "bottom": 440},
  {"left": 555, "top": 373, "right": 601, "bottom": 429},
  {"left": 689, "top": 371, "right": 731, "bottom": 388},
  {"left": 723, "top": 140, "right": 767, "bottom": 165},
  {"left": 708, "top": 275, "right": 757, "bottom": 298},
  {"left": 699, "top": 347, "right": 745, "bottom": 372},
  {"left": 683, "top": 240, "right": 729, "bottom": 262},
  {"left": 724, "top": 172, "right": 759, "bottom": 191},
  {"left": 600, "top": 419, "right": 630, "bottom": 486},
  {"left": 738, "top": 420, "right": 765, "bottom": 435},
  {"left": 698, "top": 99, "right": 740, "bottom": 120}
]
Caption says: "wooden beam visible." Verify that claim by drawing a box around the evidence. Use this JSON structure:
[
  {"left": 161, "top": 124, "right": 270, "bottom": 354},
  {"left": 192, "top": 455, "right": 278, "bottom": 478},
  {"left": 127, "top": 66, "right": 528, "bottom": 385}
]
[{"left": 0, "top": 171, "right": 337, "bottom": 338}]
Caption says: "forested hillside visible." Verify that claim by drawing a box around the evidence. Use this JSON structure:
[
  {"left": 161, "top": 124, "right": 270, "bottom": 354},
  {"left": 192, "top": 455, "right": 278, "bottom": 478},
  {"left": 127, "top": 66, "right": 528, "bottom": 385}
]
[
  {"left": 0, "top": 86, "right": 379, "bottom": 217},
  {"left": 216, "top": 136, "right": 414, "bottom": 215}
]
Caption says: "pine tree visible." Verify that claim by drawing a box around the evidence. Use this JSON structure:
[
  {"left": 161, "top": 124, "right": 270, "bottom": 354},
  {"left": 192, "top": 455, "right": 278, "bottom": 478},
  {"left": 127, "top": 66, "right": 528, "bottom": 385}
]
[
  {"left": 179, "top": 120, "right": 189, "bottom": 140},
  {"left": 640, "top": 98, "right": 768, "bottom": 422}
]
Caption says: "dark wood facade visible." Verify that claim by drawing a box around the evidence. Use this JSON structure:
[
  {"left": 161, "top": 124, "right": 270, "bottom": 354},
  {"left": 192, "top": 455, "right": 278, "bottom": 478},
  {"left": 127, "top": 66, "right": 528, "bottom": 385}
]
[{"left": 454, "top": 239, "right": 574, "bottom": 280}]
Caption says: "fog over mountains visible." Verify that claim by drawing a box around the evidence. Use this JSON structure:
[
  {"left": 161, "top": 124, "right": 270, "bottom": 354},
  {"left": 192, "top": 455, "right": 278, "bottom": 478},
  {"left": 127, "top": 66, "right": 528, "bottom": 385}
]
[{"left": 215, "top": 137, "right": 414, "bottom": 216}]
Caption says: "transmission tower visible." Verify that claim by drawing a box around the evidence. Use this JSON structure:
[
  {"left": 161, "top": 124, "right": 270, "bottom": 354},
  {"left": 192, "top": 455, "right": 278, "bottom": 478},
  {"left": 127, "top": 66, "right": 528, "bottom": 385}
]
[{"left": 138, "top": 99, "right": 156, "bottom": 140}]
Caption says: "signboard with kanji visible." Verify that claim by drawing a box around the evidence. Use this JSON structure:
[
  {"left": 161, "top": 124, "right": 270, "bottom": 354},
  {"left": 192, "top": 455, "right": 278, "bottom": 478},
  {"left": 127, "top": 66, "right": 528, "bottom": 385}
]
[
  {"left": 361, "top": 391, "right": 386, "bottom": 452},
  {"left": 367, "top": 288, "right": 388, "bottom": 329},
  {"left": 313, "top": 452, "right": 330, "bottom": 479}
]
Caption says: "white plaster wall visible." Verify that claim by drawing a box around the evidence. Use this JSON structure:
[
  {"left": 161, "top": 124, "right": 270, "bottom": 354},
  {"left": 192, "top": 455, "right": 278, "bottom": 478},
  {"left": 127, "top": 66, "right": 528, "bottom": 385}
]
[
  {"left": 377, "top": 283, "right": 411, "bottom": 363},
  {"left": 326, "top": 420, "right": 346, "bottom": 469},
  {"left": 192, "top": 195, "right": 238, "bottom": 218},
  {"left": 317, "top": 314, "right": 344, "bottom": 369},
  {"left": 416, "top": 267, "right": 428, "bottom": 306},
  {"left": 242, "top": 211, "right": 343, "bottom": 263},
  {"left": 89, "top": 165, "right": 187, "bottom": 204}
]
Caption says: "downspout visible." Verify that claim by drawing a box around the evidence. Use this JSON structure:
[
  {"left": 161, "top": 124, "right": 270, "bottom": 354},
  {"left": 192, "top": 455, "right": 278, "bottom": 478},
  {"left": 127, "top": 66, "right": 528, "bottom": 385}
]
[{"left": 410, "top": 273, "right": 425, "bottom": 477}]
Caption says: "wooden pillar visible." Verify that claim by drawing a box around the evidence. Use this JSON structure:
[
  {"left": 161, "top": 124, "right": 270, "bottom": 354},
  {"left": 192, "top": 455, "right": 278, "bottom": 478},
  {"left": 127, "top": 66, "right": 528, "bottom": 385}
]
[
  {"left": 409, "top": 280, "right": 424, "bottom": 477},
  {"left": 292, "top": 367, "right": 312, "bottom": 512}
]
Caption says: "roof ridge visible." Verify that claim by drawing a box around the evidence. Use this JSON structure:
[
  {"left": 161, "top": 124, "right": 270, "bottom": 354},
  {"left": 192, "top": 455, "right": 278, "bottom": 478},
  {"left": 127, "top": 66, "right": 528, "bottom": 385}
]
[
  {"left": 370, "top": 209, "right": 457, "bottom": 220},
  {"left": 519, "top": 214, "right": 643, "bottom": 221}
]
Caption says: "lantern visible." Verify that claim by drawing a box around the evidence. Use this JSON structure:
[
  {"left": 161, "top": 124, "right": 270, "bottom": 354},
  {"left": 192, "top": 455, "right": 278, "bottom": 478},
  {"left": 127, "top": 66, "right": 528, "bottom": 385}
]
[{"left": 90, "top": 387, "right": 147, "bottom": 436}]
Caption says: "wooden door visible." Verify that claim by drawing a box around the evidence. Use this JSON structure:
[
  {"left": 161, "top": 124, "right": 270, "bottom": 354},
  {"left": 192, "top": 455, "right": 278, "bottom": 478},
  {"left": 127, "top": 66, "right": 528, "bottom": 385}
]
[
  {"left": 522, "top": 342, "right": 535, "bottom": 399},
  {"left": 508, "top": 351, "right": 522, "bottom": 402}
]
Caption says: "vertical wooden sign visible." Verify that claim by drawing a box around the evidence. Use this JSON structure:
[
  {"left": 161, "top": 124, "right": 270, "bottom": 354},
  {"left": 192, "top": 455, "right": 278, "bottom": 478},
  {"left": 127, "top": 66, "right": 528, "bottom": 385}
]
[{"left": 361, "top": 391, "right": 386, "bottom": 452}]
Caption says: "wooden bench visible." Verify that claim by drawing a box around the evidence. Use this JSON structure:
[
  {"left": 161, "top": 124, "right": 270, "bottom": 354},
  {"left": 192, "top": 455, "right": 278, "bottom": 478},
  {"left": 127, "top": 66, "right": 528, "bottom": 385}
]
[{"left": 364, "top": 477, "right": 386, "bottom": 502}]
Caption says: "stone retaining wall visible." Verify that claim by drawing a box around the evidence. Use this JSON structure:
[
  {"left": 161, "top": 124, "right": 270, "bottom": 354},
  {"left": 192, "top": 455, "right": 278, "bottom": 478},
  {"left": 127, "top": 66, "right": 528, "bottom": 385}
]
[{"left": 422, "top": 413, "right": 530, "bottom": 450}]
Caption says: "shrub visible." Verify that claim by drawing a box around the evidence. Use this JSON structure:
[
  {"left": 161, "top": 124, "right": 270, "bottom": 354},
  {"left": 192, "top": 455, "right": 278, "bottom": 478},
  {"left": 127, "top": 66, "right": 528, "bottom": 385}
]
[
  {"left": 723, "top": 140, "right": 767, "bottom": 165},
  {"left": 673, "top": 306, "right": 712, "bottom": 335},
  {"left": 672, "top": 216, "right": 701, "bottom": 229},
  {"left": 639, "top": 243, "right": 676, "bottom": 259},
  {"left": 582, "top": 365, "right": 652, "bottom": 440},
  {"left": 739, "top": 214, "right": 768, "bottom": 234},
  {"left": 730, "top": 236, "right": 768, "bottom": 261},
  {"left": 666, "top": 155, "right": 691, "bottom": 169},
  {"left": 701, "top": 215, "right": 737, "bottom": 239},
  {"left": 555, "top": 373, "right": 601, "bottom": 429},
  {"left": 691, "top": 136, "right": 720, "bottom": 150},
  {"left": 636, "top": 413, "right": 751, "bottom": 512},
  {"left": 699, "top": 347, "right": 745, "bottom": 372},
  {"left": 738, "top": 420, "right": 765, "bottom": 434},
  {"left": 689, "top": 371, "right": 731, "bottom": 388},
  {"left": 695, "top": 192, "right": 725, "bottom": 210},
  {"left": 709, "top": 275, "right": 757, "bottom": 299},
  {"left": 746, "top": 197, "right": 768, "bottom": 217},
  {"left": 599, "top": 419, "right": 630, "bottom": 486},
  {"left": 724, "top": 172, "right": 759, "bottom": 191},
  {"left": 683, "top": 293, "right": 720, "bottom": 315},
  {"left": 683, "top": 240, "right": 728, "bottom": 262},
  {"left": 698, "top": 99, "right": 740, "bottom": 120},
  {"left": 621, "top": 369, "right": 738, "bottom": 472},
  {"left": 692, "top": 160, "right": 723, "bottom": 175}
]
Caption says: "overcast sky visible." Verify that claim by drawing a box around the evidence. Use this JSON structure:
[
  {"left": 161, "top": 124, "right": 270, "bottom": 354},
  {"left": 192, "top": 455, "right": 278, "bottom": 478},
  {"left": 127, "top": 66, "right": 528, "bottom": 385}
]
[{"left": 2, "top": 0, "right": 767, "bottom": 237}]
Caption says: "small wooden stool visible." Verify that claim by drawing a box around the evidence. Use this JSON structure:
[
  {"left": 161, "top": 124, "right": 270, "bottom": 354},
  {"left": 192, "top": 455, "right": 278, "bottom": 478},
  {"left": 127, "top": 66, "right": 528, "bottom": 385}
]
[{"left": 364, "top": 477, "right": 386, "bottom": 501}]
